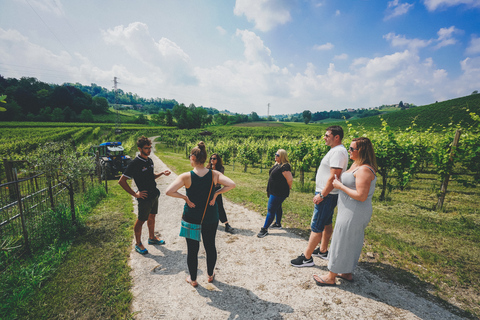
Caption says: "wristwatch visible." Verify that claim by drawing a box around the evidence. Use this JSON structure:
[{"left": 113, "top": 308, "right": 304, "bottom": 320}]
[{"left": 319, "top": 194, "right": 325, "bottom": 199}]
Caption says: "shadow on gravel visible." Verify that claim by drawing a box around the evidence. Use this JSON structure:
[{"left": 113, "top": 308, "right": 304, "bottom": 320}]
[
  {"left": 145, "top": 246, "right": 188, "bottom": 276},
  {"left": 334, "top": 262, "right": 475, "bottom": 320},
  {"left": 196, "top": 281, "right": 294, "bottom": 319}
]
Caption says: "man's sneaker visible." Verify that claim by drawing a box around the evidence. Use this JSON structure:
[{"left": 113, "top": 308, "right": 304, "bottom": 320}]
[
  {"left": 257, "top": 227, "right": 268, "bottom": 238},
  {"left": 290, "top": 254, "right": 314, "bottom": 267},
  {"left": 270, "top": 222, "right": 282, "bottom": 229},
  {"left": 312, "top": 247, "right": 329, "bottom": 260}
]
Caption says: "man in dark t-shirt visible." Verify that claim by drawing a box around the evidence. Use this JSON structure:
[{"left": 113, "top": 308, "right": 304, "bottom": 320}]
[{"left": 118, "top": 136, "right": 171, "bottom": 254}]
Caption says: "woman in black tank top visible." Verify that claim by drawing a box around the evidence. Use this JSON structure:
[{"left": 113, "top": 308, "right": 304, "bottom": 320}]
[{"left": 166, "top": 141, "right": 236, "bottom": 287}]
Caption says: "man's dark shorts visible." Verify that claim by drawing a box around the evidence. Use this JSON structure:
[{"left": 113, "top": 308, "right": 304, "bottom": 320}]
[
  {"left": 137, "top": 195, "right": 159, "bottom": 221},
  {"left": 310, "top": 192, "right": 338, "bottom": 233}
]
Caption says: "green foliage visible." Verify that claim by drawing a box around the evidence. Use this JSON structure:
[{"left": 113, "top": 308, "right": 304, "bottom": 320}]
[
  {"left": 302, "top": 110, "right": 312, "bottom": 124},
  {"left": 27, "top": 141, "right": 95, "bottom": 183},
  {"left": 0, "top": 185, "right": 107, "bottom": 319},
  {"left": 349, "top": 94, "right": 480, "bottom": 130},
  {"left": 0, "top": 94, "right": 6, "bottom": 112}
]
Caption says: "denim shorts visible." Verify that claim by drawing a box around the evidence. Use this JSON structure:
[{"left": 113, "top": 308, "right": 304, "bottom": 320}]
[
  {"left": 310, "top": 192, "right": 338, "bottom": 233},
  {"left": 137, "top": 195, "right": 159, "bottom": 221}
]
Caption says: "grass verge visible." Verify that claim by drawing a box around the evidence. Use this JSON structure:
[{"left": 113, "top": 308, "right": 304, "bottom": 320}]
[
  {"left": 5, "top": 183, "right": 136, "bottom": 320},
  {"left": 156, "top": 142, "right": 480, "bottom": 319}
]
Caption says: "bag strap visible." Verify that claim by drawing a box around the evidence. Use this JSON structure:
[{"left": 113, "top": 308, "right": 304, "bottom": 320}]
[{"left": 200, "top": 170, "right": 214, "bottom": 224}]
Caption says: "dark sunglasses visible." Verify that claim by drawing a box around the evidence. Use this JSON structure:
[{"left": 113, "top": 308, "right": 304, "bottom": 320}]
[
  {"left": 210, "top": 157, "right": 217, "bottom": 160},
  {"left": 275, "top": 153, "right": 280, "bottom": 157},
  {"left": 349, "top": 147, "right": 358, "bottom": 152}
]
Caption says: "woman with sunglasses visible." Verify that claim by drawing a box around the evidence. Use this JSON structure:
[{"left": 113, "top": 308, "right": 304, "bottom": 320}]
[
  {"left": 206, "top": 153, "right": 235, "bottom": 234},
  {"left": 257, "top": 149, "right": 293, "bottom": 238},
  {"left": 313, "top": 137, "right": 377, "bottom": 286}
]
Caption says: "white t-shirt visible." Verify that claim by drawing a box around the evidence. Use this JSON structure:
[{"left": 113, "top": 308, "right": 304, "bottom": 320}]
[{"left": 315, "top": 144, "right": 348, "bottom": 194}]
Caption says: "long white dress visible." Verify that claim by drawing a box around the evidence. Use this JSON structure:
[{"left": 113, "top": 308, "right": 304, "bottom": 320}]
[{"left": 328, "top": 166, "right": 376, "bottom": 274}]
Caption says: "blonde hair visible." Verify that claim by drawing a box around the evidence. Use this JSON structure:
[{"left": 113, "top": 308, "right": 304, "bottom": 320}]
[
  {"left": 276, "top": 149, "right": 289, "bottom": 165},
  {"left": 352, "top": 137, "right": 377, "bottom": 171}
]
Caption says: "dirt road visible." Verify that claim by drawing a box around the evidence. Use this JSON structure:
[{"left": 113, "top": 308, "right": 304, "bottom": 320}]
[{"left": 128, "top": 142, "right": 465, "bottom": 319}]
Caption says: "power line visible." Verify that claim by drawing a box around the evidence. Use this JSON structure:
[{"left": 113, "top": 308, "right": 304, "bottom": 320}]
[{"left": 25, "top": 0, "right": 73, "bottom": 57}]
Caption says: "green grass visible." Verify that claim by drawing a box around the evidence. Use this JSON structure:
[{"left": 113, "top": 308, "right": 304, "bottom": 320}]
[
  {"left": 156, "top": 142, "right": 480, "bottom": 318},
  {"left": 4, "top": 183, "right": 136, "bottom": 320}
]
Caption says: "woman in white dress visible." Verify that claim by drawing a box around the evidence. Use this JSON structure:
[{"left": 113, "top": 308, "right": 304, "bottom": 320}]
[{"left": 313, "top": 137, "right": 377, "bottom": 286}]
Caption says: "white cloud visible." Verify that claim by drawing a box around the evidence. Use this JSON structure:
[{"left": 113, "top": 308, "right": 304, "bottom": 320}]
[
  {"left": 334, "top": 53, "right": 348, "bottom": 60},
  {"left": 434, "top": 26, "right": 461, "bottom": 49},
  {"left": 384, "top": 32, "right": 432, "bottom": 52},
  {"left": 313, "top": 43, "right": 334, "bottom": 51},
  {"left": 0, "top": 27, "right": 114, "bottom": 85},
  {"left": 466, "top": 35, "right": 480, "bottom": 55},
  {"left": 335, "top": 10, "right": 341, "bottom": 16},
  {"left": 216, "top": 26, "right": 227, "bottom": 36},
  {"left": 424, "top": 0, "right": 480, "bottom": 11},
  {"left": 385, "top": 0, "right": 414, "bottom": 20},
  {"left": 234, "top": 0, "right": 291, "bottom": 32},
  {"left": 102, "top": 22, "right": 197, "bottom": 86}
]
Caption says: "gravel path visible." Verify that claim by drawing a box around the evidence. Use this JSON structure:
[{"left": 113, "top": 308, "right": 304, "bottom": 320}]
[{"left": 128, "top": 141, "right": 465, "bottom": 320}]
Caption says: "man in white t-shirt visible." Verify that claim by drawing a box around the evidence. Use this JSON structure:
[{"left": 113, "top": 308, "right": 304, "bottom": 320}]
[{"left": 291, "top": 126, "right": 348, "bottom": 267}]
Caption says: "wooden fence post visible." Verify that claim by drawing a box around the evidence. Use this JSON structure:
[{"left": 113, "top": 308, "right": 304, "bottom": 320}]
[
  {"left": 69, "top": 182, "right": 76, "bottom": 225},
  {"left": 13, "top": 168, "right": 30, "bottom": 254},
  {"left": 4, "top": 158, "right": 16, "bottom": 200},
  {"left": 96, "top": 151, "right": 101, "bottom": 184},
  {"left": 436, "top": 129, "right": 462, "bottom": 211},
  {"left": 104, "top": 166, "right": 108, "bottom": 194},
  {"left": 48, "top": 178, "right": 55, "bottom": 209}
]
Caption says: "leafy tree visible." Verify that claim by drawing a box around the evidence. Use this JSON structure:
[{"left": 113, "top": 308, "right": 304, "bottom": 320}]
[
  {"left": 63, "top": 106, "right": 76, "bottom": 122},
  {"left": 134, "top": 114, "right": 148, "bottom": 124},
  {"left": 250, "top": 111, "right": 260, "bottom": 121},
  {"left": 51, "top": 107, "right": 64, "bottom": 122},
  {"left": 92, "top": 96, "right": 109, "bottom": 114},
  {"left": 302, "top": 110, "right": 312, "bottom": 124},
  {"left": 79, "top": 109, "right": 94, "bottom": 122},
  {"left": 165, "top": 109, "right": 173, "bottom": 126}
]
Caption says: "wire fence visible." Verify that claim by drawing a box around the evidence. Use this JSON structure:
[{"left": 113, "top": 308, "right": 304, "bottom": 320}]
[{"left": 0, "top": 165, "right": 103, "bottom": 269}]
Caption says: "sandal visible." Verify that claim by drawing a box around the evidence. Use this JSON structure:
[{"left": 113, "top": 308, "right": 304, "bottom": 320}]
[
  {"left": 186, "top": 276, "right": 198, "bottom": 287},
  {"left": 207, "top": 272, "right": 215, "bottom": 283},
  {"left": 313, "top": 274, "right": 336, "bottom": 286}
]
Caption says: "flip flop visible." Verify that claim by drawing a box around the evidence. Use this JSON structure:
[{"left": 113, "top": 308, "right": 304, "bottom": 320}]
[
  {"left": 186, "top": 276, "right": 198, "bottom": 288},
  {"left": 207, "top": 272, "right": 215, "bottom": 283},
  {"left": 313, "top": 275, "right": 336, "bottom": 287},
  {"left": 337, "top": 274, "right": 354, "bottom": 282}
]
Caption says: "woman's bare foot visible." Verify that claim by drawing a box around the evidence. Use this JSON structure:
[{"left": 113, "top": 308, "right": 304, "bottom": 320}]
[
  {"left": 313, "top": 274, "right": 336, "bottom": 286},
  {"left": 337, "top": 273, "right": 354, "bottom": 282}
]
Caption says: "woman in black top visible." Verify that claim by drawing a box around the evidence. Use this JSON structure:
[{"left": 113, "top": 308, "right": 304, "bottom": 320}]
[
  {"left": 206, "top": 153, "right": 234, "bottom": 233},
  {"left": 257, "top": 149, "right": 293, "bottom": 238},
  {"left": 166, "top": 142, "right": 236, "bottom": 287}
]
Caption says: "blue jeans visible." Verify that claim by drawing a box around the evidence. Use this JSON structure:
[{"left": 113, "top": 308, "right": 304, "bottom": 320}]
[
  {"left": 310, "top": 192, "right": 338, "bottom": 233},
  {"left": 263, "top": 195, "right": 286, "bottom": 229}
]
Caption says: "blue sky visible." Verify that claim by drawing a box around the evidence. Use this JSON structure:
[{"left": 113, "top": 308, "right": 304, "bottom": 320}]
[{"left": 1, "top": 0, "right": 479, "bottom": 115}]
